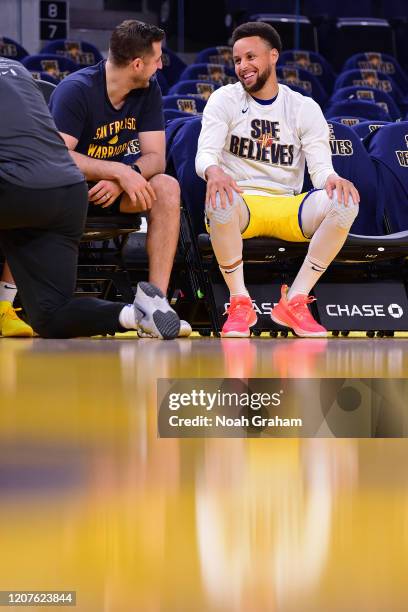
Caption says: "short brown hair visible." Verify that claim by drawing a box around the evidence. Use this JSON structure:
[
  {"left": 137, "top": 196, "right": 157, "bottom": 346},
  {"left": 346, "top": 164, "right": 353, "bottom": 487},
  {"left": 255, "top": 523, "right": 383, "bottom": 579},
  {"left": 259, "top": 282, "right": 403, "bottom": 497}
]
[
  {"left": 109, "top": 20, "right": 165, "bottom": 66},
  {"left": 232, "top": 22, "right": 282, "bottom": 54}
]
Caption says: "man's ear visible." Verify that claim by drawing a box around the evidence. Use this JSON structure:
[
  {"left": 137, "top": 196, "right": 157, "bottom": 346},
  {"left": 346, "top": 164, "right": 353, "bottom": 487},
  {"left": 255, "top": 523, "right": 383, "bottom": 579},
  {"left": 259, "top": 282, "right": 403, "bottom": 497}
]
[
  {"left": 271, "top": 49, "right": 279, "bottom": 65},
  {"left": 131, "top": 57, "right": 143, "bottom": 71}
]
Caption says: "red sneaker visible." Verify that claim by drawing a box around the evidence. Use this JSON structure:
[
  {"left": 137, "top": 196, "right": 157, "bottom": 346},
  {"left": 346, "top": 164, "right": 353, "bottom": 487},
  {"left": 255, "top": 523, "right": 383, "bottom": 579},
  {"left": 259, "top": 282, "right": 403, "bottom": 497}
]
[
  {"left": 221, "top": 295, "right": 257, "bottom": 338},
  {"left": 270, "top": 285, "right": 328, "bottom": 337}
]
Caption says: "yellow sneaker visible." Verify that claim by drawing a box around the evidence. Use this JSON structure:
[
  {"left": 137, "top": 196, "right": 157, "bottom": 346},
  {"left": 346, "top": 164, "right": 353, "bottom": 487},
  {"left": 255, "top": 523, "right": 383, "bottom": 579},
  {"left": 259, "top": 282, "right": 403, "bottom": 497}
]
[{"left": 0, "top": 301, "right": 34, "bottom": 337}]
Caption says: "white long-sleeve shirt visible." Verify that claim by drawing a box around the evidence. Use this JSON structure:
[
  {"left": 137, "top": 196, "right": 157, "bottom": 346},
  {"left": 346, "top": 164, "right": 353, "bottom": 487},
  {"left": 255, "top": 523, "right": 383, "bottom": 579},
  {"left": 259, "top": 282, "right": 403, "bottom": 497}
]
[{"left": 195, "top": 82, "right": 336, "bottom": 195}]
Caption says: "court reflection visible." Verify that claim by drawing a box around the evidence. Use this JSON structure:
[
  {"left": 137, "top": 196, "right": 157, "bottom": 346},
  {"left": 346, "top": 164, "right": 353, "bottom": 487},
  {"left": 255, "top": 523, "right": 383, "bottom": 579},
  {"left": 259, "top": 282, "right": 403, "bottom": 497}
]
[{"left": 0, "top": 337, "right": 407, "bottom": 610}]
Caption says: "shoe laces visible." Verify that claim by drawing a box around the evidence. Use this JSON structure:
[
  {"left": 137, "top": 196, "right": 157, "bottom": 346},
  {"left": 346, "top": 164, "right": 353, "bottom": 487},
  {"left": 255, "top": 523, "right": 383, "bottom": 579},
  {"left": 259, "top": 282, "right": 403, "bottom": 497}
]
[
  {"left": 288, "top": 295, "right": 316, "bottom": 321},
  {"left": 224, "top": 299, "right": 253, "bottom": 322},
  {"left": 1, "top": 304, "right": 23, "bottom": 321}
]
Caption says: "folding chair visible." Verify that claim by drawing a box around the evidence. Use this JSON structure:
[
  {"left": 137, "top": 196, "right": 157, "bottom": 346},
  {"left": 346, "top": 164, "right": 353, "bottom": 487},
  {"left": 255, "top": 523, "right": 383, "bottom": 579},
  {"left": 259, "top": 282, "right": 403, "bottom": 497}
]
[
  {"left": 329, "top": 85, "right": 401, "bottom": 121},
  {"left": 343, "top": 52, "right": 408, "bottom": 95},
  {"left": 169, "top": 80, "right": 221, "bottom": 100},
  {"left": 276, "top": 66, "right": 328, "bottom": 107},
  {"left": 163, "top": 95, "right": 206, "bottom": 115},
  {"left": 178, "top": 63, "right": 237, "bottom": 85},
  {"left": 278, "top": 49, "right": 336, "bottom": 95},
  {"left": 22, "top": 54, "right": 79, "bottom": 81},
  {"left": 40, "top": 39, "right": 103, "bottom": 67},
  {"left": 324, "top": 100, "right": 392, "bottom": 122},
  {"left": 161, "top": 47, "right": 187, "bottom": 86},
  {"left": 351, "top": 120, "right": 391, "bottom": 141},
  {"left": 196, "top": 46, "right": 234, "bottom": 68},
  {"left": 0, "top": 36, "right": 28, "bottom": 61},
  {"left": 334, "top": 69, "right": 405, "bottom": 108}
]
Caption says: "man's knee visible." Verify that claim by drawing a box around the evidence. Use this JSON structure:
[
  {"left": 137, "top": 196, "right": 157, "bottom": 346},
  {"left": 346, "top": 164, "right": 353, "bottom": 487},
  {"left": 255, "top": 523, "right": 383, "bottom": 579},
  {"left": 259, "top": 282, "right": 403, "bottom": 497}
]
[
  {"left": 324, "top": 189, "right": 359, "bottom": 230},
  {"left": 149, "top": 174, "right": 180, "bottom": 212},
  {"left": 206, "top": 191, "right": 243, "bottom": 224}
]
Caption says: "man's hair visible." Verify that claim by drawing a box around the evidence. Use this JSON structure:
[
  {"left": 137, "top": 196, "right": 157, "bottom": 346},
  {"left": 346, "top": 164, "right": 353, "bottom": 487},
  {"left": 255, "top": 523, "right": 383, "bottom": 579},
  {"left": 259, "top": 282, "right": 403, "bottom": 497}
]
[
  {"left": 109, "top": 20, "right": 165, "bottom": 66},
  {"left": 231, "top": 22, "right": 282, "bottom": 53}
]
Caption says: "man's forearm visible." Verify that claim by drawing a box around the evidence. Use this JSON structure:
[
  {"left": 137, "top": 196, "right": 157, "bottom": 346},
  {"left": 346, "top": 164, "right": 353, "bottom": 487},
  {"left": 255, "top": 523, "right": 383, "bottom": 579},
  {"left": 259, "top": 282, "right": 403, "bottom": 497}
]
[
  {"left": 135, "top": 152, "right": 165, "bottom": 179},
  {"left": 69, "top": 150, "right": 126, "bottom": 182}
]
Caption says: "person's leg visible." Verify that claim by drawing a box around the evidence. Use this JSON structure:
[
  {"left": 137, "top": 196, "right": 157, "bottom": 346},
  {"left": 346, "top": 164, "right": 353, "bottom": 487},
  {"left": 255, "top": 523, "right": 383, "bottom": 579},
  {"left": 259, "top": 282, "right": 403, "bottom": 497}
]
[
  {"left": 205, "top": 191, "right": 256, "bottom": 337},
  {"left": 0, "top": 260, "right": 34, "bottom": 336},
  {"left": 289, "top": 189, "right": 359, "bottom": 299},
  {"left": 0, "top": 181, "right": 179, "bottom": 339},
  {"left": 271, "top": 189, "right": 359, "bottom": 337}
]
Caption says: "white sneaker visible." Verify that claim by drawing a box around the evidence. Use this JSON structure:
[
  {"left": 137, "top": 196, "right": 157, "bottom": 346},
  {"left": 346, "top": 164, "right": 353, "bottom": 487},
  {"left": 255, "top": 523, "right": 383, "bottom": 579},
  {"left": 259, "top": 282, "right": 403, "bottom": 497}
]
[
  {"left": 134, "top": 282, "right": 180, "bottom": 340},
  {"left": 178, "top": 319, "right": 192, "bottom": 337}
]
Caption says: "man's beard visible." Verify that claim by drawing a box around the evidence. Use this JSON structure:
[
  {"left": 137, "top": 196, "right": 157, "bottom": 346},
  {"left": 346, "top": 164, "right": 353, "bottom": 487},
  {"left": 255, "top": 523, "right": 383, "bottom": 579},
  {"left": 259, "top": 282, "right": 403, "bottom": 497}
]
[{"left": 240, "top": 65, "right": 272, "bottom": 94}]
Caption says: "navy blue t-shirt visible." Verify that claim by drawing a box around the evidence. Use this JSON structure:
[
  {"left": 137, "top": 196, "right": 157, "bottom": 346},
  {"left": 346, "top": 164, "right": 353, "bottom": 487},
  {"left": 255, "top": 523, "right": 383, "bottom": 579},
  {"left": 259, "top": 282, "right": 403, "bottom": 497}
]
[{"left": 49, "top": 60, "right": 165, "bottom": 165}]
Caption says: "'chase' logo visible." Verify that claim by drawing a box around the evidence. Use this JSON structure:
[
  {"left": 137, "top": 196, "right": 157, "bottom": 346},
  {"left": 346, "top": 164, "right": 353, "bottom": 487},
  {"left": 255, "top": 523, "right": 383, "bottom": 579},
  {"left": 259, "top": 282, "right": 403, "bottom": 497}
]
[{"left": 326, "top": 303, "right": 404, "bottom": 317}]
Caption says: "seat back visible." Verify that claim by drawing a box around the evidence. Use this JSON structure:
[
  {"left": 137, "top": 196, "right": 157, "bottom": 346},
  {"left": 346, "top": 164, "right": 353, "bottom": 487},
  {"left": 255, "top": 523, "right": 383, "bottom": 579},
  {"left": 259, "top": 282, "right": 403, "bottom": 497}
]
[
  {"left": 40, "top": 39, "right": 103, "bottom": 66},
  {"left": 330, "top": 85, "right": 401, "bottom": 121},
  {"left": 179, "top": 63, "right": 237, "bottom": 85},
  {"left": 343, "top": 52, "right": 408, "bottom": 95},
  {"left": 196, "top": 46, "right": 234, "bottom": 68},
  {"left": 167, "top": 117, "right": 206, "bottom": 235},
  {"left": 304, "top": 121, "right": 383, "bottom": 235},
  {"left": 0, "top": 36, "right": 28, "bottom": 60},
  {"left": 163, "top": 95, "right": 206, "bottom": 114},
  {"left": 366, "top": 122, "right": 408, "bottom": 232},
  {"left": 161, "top": 47, "right": 187, "bottom": 86},
  {"left": 169, "top": 79, "right": 221, "bottom": 100},
  {"left": 351, "top": 120, "right": 391, "bottom": 140},
  {"left": 22, "top": 54, "right": 79, "bottom": 81},
  {"left": 276, "top": 65, "right": 328, "bottom": 107},
  {"left": 325, "top": 99, "right": 392, "bottom": 122},
  {"left": 278, "top": 49, "right": 336, "bottom": 94},
  {"left": 334, "top": 69, "right": 404, "bottom": 105}
]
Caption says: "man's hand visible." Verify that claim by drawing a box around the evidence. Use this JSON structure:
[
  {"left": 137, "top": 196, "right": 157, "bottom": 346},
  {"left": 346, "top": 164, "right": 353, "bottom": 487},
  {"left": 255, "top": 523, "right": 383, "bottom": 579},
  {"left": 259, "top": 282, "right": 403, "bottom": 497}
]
[
  {"left": 325, "top": 173, "right": 360, "bottom": 206},
  {"left": 88, "top": 180, "right": 123, "bottom": 208},
  {"left": 205, "top": 165, "right": 243, "bottom": 209},
  {"left": 114, "top": 166, "right": 157, "bottom": 211}
]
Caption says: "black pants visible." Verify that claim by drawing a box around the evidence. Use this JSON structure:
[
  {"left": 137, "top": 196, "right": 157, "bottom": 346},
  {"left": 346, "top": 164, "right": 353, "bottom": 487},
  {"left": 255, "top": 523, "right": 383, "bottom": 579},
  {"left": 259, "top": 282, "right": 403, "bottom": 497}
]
[{"left": 0, "top": 179, "right": 127, "bottom": 338}]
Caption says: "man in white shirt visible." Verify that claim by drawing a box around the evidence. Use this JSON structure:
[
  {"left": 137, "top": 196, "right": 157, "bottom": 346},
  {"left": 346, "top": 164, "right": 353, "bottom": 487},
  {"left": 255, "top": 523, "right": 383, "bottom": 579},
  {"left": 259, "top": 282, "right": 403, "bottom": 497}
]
[{"left": 196, "top": 21, "right": 360, "bottom": 338}]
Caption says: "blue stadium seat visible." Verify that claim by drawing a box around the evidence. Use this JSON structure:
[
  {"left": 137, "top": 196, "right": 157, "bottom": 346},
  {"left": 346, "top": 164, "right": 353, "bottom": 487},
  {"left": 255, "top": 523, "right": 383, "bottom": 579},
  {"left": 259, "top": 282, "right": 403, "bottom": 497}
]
[
  {"left": 30, "top": 71, "right": 59, "bottom": 86},
  {"left": 366, "top": 122, "right": 408, "bottom": 232},
  {"left": 304, "top": 121, "right": 383, "bottom": 235},
  {"left": 326, "top": 117, "right": 365, "bottom": 127},
  {"left": 164, "top": 109, "right": 196, "bottom": 123},
  {"left": 334, "top": 69, "right": 405, "bottom": 107},
  {"left": 351, "top": 120, "right": 391, "bottom": 140},
  {"left": 324, "top": 100, "right": 392, "bottom": 122},
  {"left": 330, "top": 85, "right": 401, "bottom": 121},
  {"left": 168, "top": 79, "right": 221, "bottom": 100},
  {"left": 196, "top": 46, "right": 233, "bottom": 68},
  {"left": 161, "top": 47, "right": 187, "bottom": 86},
  {"left": 22, "top": 54, "right": 79, "bottom": 80},
  {"left": 0, "top": 36, "right": 28, "bottom": 60},
  {"left": 155, "top": 70, "right": 169, "bottom": 95},
  {"left": 179, "top": 63, "right": 236, "bottom": 85},
  {"left": 278, "top": 50, "right": 336, "bottom": 94},
  {"left": 40, "top": 39, "right": 103, "bottom": 66},
  {"left": 343, "top": 52, "right": 408, "bottom": 95},
  {"left": 276, "top": 65, "right": 328, "bottom": 107},
  {"left": 163, "top": 95, "right": 206, "bottom": 114}
]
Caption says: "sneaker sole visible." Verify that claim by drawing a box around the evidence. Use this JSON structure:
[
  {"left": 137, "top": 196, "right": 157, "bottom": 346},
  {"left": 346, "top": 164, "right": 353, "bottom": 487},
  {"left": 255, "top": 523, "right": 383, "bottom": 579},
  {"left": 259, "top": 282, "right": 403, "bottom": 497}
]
[
  {"left": 221, "top": 317, "right": 258, "bottom": 338},
  {"left": 136, "top": 282, "right": 180, "bottom": 340},
  {"left": 1, "top": 330, "right": 33, "bottom": 338},
  {"left": 270, "top": 312, "right": 328, "bottom": 338}
]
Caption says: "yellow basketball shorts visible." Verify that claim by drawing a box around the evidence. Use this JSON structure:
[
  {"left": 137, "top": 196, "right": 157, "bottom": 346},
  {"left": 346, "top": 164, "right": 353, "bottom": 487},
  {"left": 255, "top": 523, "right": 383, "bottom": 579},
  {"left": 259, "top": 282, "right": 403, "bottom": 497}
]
[{"left": 240, "top": 190, "right": 316, "bottom": 242}]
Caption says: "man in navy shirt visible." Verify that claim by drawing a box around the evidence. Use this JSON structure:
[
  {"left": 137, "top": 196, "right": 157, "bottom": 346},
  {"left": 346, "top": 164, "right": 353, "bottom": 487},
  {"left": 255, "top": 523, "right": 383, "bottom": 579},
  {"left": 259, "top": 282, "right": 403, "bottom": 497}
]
[
  {"left": 50, "top": 19, "right": 191, "bottom": 338},
  {"left": 0, "top": 57, "right": 181, "bottom": 339}
]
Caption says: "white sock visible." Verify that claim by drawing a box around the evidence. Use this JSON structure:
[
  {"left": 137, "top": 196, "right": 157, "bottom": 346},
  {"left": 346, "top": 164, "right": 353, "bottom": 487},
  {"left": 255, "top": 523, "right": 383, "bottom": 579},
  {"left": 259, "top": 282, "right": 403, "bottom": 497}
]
[
  {"left": 119, "top": 305, "right": 139, "bottom": 329},
  {"left": 288, "top": 256, "right": 327, "bottom": 300},
  {"left": 219, "top": 262, "right": 249, "bottom": 297},
  {"left": 0, "top": 281, "right": 17, "bottom": 303}
]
